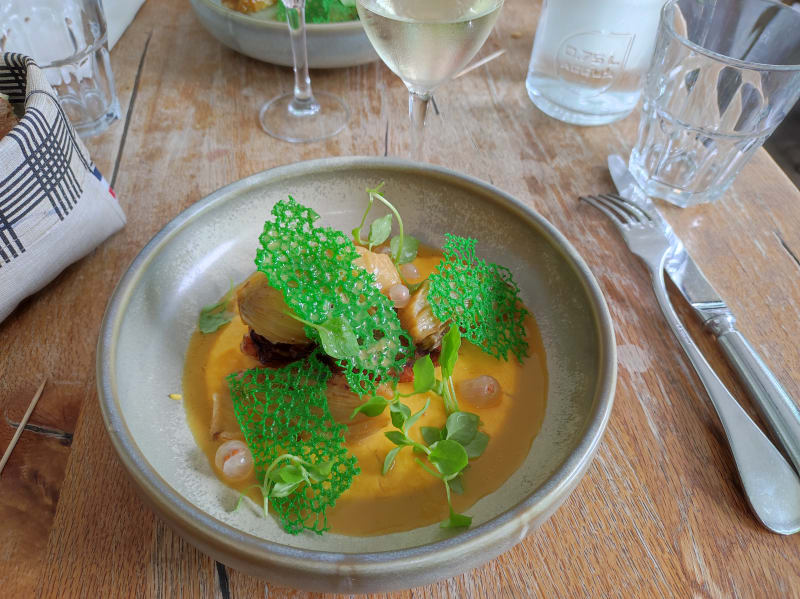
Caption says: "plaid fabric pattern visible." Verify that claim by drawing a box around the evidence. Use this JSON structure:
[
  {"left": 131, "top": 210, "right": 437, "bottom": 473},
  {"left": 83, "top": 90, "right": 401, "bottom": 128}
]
[
  {"left": 0, "top": 52, "right": 27, "bottom": 104},
  {"left": 0, "top": 53, "right": 125, "bottom": 322},
  {"left": 0, "top": 55, "right": 93, "bottom": 265}
]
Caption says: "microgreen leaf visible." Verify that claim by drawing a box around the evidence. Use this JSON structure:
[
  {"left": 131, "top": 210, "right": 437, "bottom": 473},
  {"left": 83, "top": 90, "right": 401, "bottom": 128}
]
[
  {"left": 403, "top": 398, "right": 430, "bottom": 434},
  {"left": 389, "top": 402, "right": 411, "bottom": 429},
  {"left": 382, "top": 446, "right": 402, "bottom": 475},
  {"left": 444, "top": 412, "right": 480, "bottom": 446},
  {"left": 421, "top": 426, "right": 442, "bottom": 446},
  {"left": 428, "top": 439, "right": 468, "bottom": 476},
  {"left": 278, "top": 464, "right": 306, "bottom": 484},
  {"left": 369, "top": 214, "right": 393, "bottom": 248},
  {"left": 270, "top": 480, "right": 303, "bottom": 498},
  {"left": 385, "top": 430, "right": 412, "bottom": 446},
  {"left": 462, "top": 431, "right": 489, "bottom": 459},
  {"left": 312, "top": 316, "right": 360, "bottom": 359},
  {"left": 198, "top": 283, "right": 235, "bottom": 333},
  {"left": 440, "top": 326, "right": 462, "bottom": 379},
  {"left": 351, "top": 394, "right": 389, "bottom": 418},
  {"left": 199, "top": 310, "right": 234, "bottom": 334},
  {"left": 441, "top": 508, "right": 472, "bottom": 529},
  {"left": 390, "top": 234, "right": 419, "bottom": 265},
  {"left": 413, "top": 354, "right": 436, "bottom": 394},
  {"left": 307, "top": 460, "right": 332, "bottom": 482}
]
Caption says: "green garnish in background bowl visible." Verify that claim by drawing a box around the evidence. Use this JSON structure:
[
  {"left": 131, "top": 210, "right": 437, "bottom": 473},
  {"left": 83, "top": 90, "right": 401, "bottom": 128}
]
[{"left": 275, "top": 0, "right": 359, "bottom": 23}]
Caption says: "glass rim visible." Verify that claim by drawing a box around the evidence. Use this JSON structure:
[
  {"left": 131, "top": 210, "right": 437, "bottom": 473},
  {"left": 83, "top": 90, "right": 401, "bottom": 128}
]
[{"left": 661, "top": 0, "right": 800, "bottom": 72}]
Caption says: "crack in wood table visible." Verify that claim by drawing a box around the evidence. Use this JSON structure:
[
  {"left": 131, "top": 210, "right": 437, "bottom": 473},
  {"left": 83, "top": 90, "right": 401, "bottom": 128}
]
[{"left": 2, "top": 0, "right": 800, "bottom": 596}]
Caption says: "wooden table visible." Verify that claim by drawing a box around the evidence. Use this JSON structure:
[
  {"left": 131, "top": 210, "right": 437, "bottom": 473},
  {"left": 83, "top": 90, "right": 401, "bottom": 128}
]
[{"left": 3, "top": 0, "right": 800, "bottom": 596}]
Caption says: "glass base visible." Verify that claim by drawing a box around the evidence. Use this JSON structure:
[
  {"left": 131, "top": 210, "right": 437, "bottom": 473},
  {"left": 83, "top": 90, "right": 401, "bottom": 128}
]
[
  {"left": 629, "top": 151, "right": 726, "bottom": 207},
  {"left": 259, "top": 91, "right": 349, "bottom": 143},
  {"left": 68, "top": 97, "right": 120, "bottom": 138},
  {"left": 527, "top": 86, "right": 633, "bottom": 126}
]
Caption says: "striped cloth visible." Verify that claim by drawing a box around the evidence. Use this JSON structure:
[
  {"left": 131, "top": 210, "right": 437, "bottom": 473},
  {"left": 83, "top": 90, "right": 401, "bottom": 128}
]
[{"left": 0, "top": 53, "right": 126, "bottom": 323}]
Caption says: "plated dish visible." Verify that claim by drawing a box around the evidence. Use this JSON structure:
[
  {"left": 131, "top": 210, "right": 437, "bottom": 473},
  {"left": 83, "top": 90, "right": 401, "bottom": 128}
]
[
  {"left": 190, "top": 0, "right": 378, "bottom": 69},
  {"left": 183, "top": 184, "right": 547, "bottom": 536},
  {"left": 98, "top": 158, "right": 615, "bottom": 592}
]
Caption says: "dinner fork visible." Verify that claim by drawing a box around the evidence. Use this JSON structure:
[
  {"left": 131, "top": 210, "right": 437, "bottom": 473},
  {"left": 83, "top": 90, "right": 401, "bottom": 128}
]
[{"left": 581, "top": 193, "right": 800, "bottom": 535}]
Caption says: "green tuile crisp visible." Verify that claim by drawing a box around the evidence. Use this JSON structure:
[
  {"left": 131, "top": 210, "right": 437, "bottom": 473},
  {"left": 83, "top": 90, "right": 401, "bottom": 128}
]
[
  {"left": 227, "top": 352, "right": 359, "bottom": 535},
  {"left": 428, "top": 234, "right": 529, "bottom": 362},
  {"left": 255, "top": 196, "right": 414, "bottom": 397},
  {"left": 275, "top": 0, "right": 359, "bottom": 24}
]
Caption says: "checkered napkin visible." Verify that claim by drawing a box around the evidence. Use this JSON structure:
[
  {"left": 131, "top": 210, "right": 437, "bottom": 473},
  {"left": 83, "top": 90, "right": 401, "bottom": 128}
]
[{"left": 0, "top": 53, "right": 126, "bottom": 324}]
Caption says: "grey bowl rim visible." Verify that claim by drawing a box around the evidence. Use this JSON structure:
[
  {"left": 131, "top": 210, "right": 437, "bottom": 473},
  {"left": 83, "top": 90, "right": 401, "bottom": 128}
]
[
  {"left": 191, "top": 0, "right": 364, "bottom": 33},
  {"left": 96, "top": 156, "right": 616, "bottom": 578}
]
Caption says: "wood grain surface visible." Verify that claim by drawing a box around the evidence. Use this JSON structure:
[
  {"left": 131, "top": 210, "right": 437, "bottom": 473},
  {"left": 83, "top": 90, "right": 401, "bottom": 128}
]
[{"left": 2, "top": 0, "right": 800, "bottom": 596}]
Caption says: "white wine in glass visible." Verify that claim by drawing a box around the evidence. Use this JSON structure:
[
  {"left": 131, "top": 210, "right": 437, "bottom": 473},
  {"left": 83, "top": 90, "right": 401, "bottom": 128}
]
[
  {"left": 356, "top": 0, "right": 503, "bottom": 158},
  {"left": 259, "top": 0, "right": 350, "bottom": 143}
]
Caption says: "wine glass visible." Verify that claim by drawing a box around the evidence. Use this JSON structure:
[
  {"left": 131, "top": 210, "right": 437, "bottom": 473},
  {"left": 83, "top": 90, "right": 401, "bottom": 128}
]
[
  {"left": 356, "top": 0, "right": 504, "bottom": 159},
  {"left": 259, "top": 0, "right": 350, "bottom": 142}
]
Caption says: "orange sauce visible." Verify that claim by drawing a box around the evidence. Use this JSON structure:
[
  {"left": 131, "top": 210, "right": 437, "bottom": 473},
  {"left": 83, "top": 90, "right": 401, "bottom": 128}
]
[{"left": 182, "top": 247, "right": 548, "bottom": 535}]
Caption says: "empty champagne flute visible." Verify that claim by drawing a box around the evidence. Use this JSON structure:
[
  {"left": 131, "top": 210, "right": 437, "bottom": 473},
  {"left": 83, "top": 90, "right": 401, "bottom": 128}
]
[
  {"left": 356, "top": 0, "right": 504, "bottom": 159},
  {"left": 259, "top": 0, "right": 349, "bottom": 142}
]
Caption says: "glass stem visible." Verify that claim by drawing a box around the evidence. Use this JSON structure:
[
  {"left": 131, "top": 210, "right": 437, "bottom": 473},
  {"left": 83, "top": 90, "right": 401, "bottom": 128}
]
[
  {"left": 408, "top": 90, "right": 431, "bottom": 161},
  {"left": 285, "top": 5, "right": 318, "bottom": 114}
]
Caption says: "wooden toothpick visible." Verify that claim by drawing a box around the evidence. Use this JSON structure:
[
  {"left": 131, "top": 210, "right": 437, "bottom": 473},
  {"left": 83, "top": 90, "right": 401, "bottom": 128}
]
[{"left": 0, "top": 379, "right": 47, "bottom": 476}]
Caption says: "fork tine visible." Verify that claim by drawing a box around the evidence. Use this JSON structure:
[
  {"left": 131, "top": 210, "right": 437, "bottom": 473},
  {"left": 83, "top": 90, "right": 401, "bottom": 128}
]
[
  {"left": 582, "top": 194, "right": 639, "bottom": 225},
  {"left": 580, "top": 195, "right": 628, "bottom": 229},
  {"left": 593, "top": 194, "right": 639, "bottom": 224},
  {"left": 599, "top": 193, "right": 647, "bottom": 224},
  {"left": 602, "top": 193, "right": 655, "bottom": 222}
]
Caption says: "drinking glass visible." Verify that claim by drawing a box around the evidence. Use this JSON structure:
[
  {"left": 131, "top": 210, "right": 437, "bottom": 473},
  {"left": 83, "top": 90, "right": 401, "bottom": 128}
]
[
  {"left": 525, "top": 0, "right": 664, "bottom": 126},
  {"left": 629, "top": 0, "right": 800, "bottom": 207},
  {"left": 356, "top": 0, "right": 504, "bottom": 159},
  {"left": 259, "top": 0, "right": 349, "bottom": 142},
  {"left": 1, "top": 0, "right": 120, "bottom": 138}
]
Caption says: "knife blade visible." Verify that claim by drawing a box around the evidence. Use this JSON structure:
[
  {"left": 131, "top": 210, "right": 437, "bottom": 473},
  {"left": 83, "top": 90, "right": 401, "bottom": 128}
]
[
  {"left": 607, "top": 153, "right": 800, "bottom": 476},
  {"left": 608, "top": 155, "right": 728, "bottom": 324}
]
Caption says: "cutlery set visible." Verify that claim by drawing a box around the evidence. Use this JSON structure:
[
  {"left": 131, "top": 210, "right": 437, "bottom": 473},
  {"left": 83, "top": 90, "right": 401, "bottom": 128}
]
[{"left": 581, "top": 155, "right": 800, "bottom": 535}]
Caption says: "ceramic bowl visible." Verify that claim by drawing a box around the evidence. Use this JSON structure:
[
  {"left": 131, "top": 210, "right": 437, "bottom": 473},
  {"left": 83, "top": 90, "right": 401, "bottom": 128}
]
[
  {"left": 97, "top": 157, "right": 616, "bottom": 592},
  {"left": 189, "top": 0, "right": 378, "bottom": 69}
]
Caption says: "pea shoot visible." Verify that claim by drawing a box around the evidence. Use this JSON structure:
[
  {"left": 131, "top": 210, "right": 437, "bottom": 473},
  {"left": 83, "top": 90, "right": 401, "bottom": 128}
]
[
  {"left": 234, "top": 453, "right": 332, "bottom": 518},
  {"left": 352, "top": 182, "right": 420, "bottom": 272},
  {"left": 381, "top": 397, "right": 488, "bottom": 528},
  {"left": 350, "top": 325, "right": 489, "bottom": 529},
  {"left": 413, "top": 325, "right": 461, "bottom": 414}
]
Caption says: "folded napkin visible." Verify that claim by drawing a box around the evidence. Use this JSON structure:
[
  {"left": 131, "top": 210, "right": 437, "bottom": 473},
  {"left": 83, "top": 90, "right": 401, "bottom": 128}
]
[
  {"left": 107, "top": 0, "right": 148, "bottom": 49},
  {"left": 0, "top": 53, "right": 126, "bottom": 324}
]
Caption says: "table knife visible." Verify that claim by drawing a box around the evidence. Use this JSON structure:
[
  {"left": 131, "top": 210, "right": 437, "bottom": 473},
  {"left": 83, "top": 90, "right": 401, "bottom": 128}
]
[{"left": 608, "top": 154, "right": 800, "bottom": 476}]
